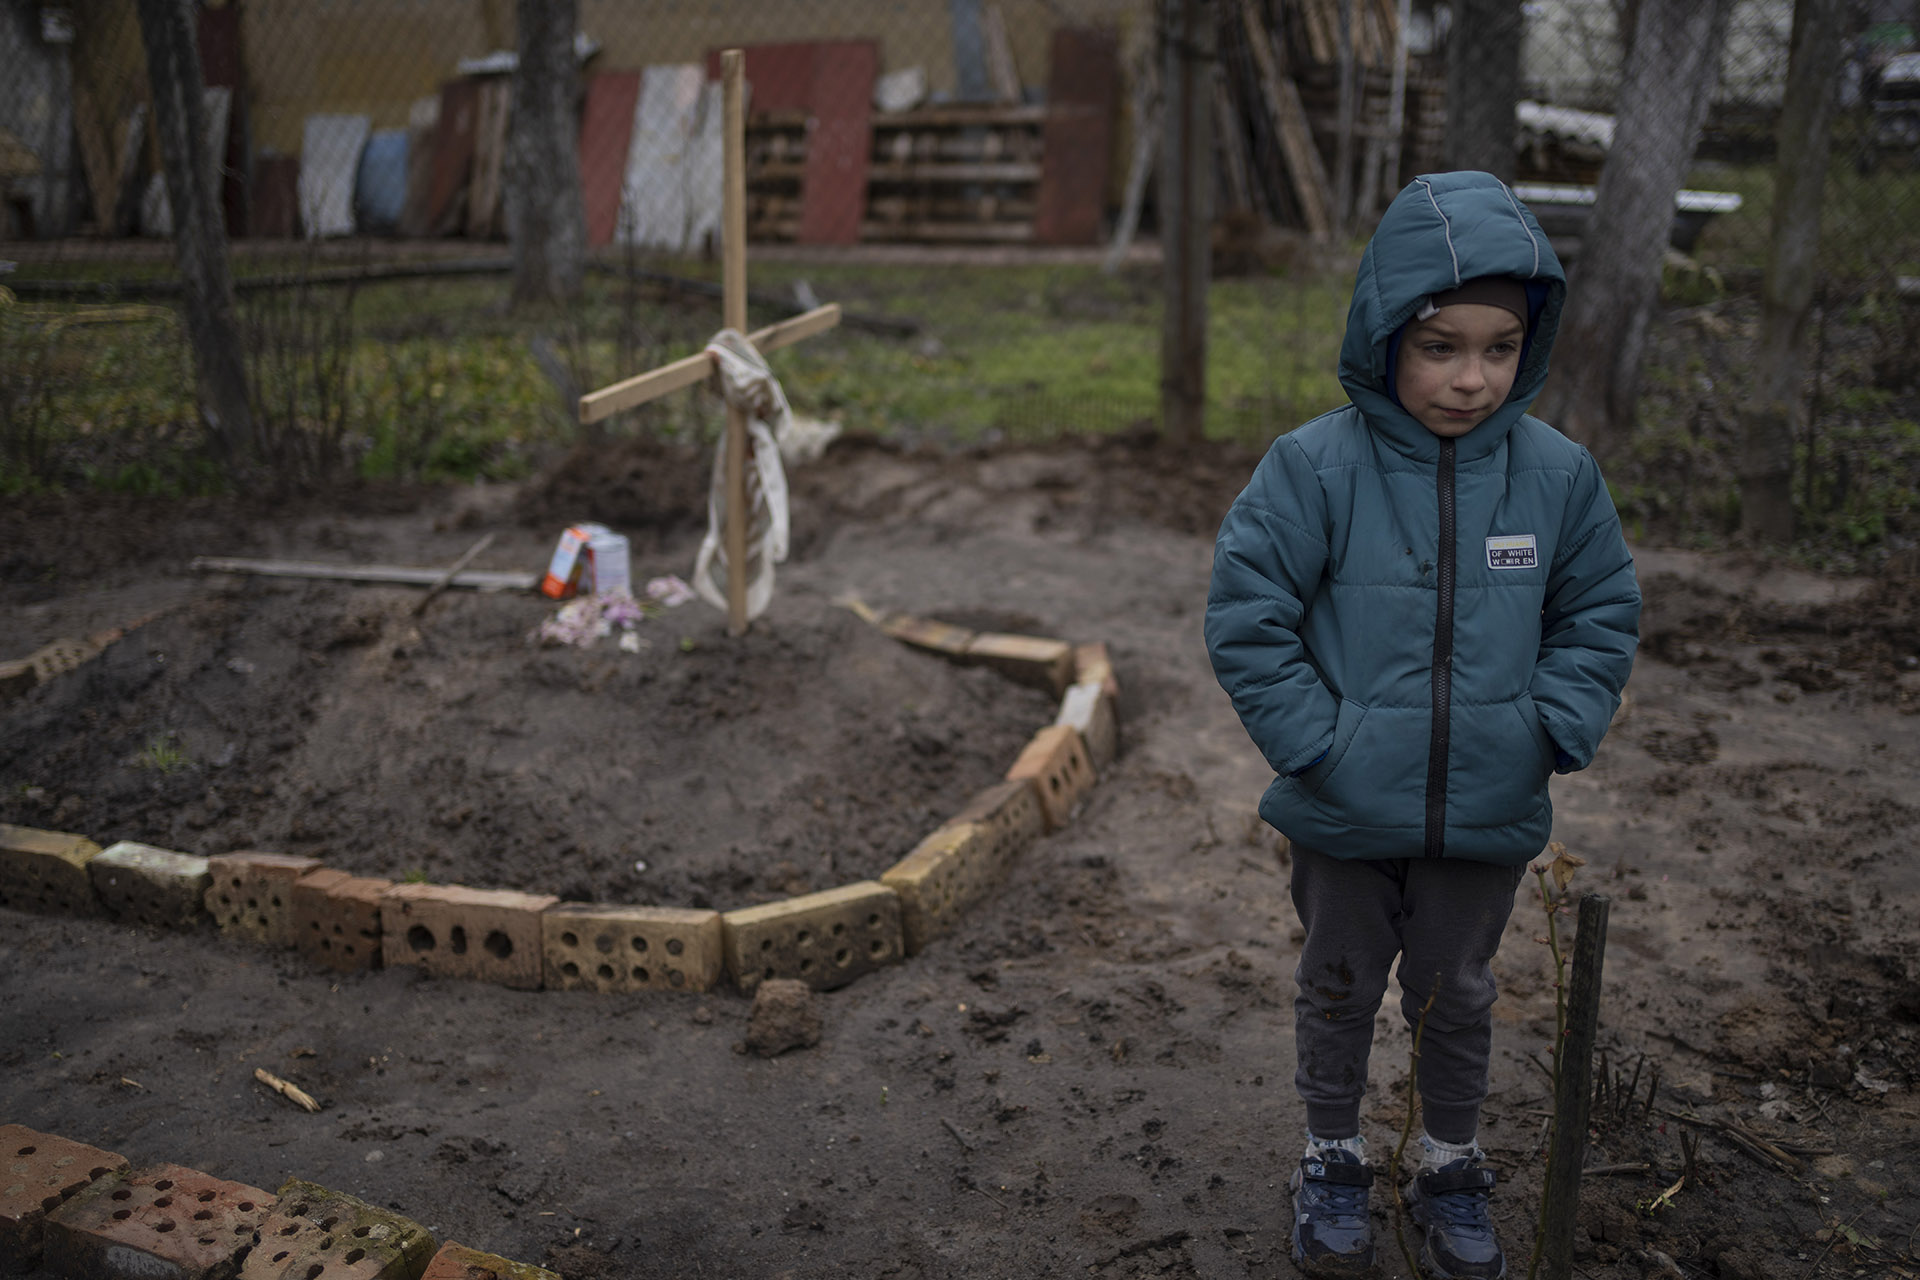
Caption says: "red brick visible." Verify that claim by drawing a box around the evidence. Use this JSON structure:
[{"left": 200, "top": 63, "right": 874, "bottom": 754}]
[
  {"left": 721, "top": 882, "right": 904, "bottom": 994},
  {"left": 419, "top": 1240, "right": 559, "bottom": 1280},
  {"left": 292, "top": 870, "right": 392, "bottom": 974},
  {"left": 940, "top": 778, "right": 1046, "bottom": 870},
  {"left": 43, "top": 1162, "right": 274, "bottom": 1280},
  {"left": 237, "top": 1179, "right": 434, "bottom": 1280},
  {"left": 1006, "top": 724, "right": 1096, "bottom": 832},
  {"left": 1073, "top": 641, "right": 1120, "bottom": 700},
  {"left": 380, "top": 884, "right": 557, "bottom": 990},
  {"left": 882, "top": 821, "right": 1017, "bottom": 954},
  {"left": 964, "top": 632, "right": 1075, "bottom": 693},
  {"left": 0, "top": 1125, "right": 128, "bottom": 1273},
  {"left": 205, "top": 853, "right": 325, "bottom": 947},
  {"left": 0, "top": 824, "right": 103, "bottom": 918},
  {"left": 541, "top": 904, "right": 723, "bottom": 993}
]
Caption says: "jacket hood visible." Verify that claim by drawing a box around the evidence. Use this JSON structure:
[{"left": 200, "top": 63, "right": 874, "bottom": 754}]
[{"left": 1338, "top": 171, "right": 1567, "bottom": 461}]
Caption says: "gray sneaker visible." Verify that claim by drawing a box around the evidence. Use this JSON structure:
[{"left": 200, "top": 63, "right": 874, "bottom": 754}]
[
  {"left": 1289, "top": 1147, "right": 1375, "bottom": 1276},
  {"left": 1405, "top": 1157, "right": 1505, "bottom": 1278}
]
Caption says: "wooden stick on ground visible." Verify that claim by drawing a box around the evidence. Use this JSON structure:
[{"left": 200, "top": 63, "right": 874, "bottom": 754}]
[
  {"left": 414, "top": 532, "right": 495, "bottom": 617},
  {"left": 254, "top": 1066, "right": 321, "bottom": 1113}
]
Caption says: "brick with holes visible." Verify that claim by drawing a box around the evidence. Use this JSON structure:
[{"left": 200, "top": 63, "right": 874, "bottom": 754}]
[
  {"left": 883, "top": 820, "right": 1018, "bottom": 955},
  {"left": 541, "top": 903, "right": 723, "bottom": 993},
  {"left": 90, "top": 842, "right": 213, "bottom": 931},
  {"left": 204, "top": 852, "right": 324, "bottom": 947},
  {"left": 418, "top": 1241, "right": 558, "bottom": 1280},
  {"left": 379, "top": 883, "right": 558, "bottom": 990},
  {"left": 1073, "top": 640, "right": 1120, "bottom": 699},
  {"left": 722, "top": 881, "right": 904, "bottom": 994},
  {"left": 43, "top": 1162, "right": 274, "bottom": 1280},
  {"left": 939, "top": 778, "right": 1046, "bottom": 871},
  {"left": 236, "top": 1179, "right": 434, "bottom": 1280},
  {"left": 0, "top": 1125, "right": 129, "bottom": 1274},
  {"left": 0, "top": 824, "right": 102, "bottom": 918},
  {"left": 1054, "top": 678, "right": 1119, "bottom": 771},
  {"left": 1006, "top": 723, "right": 1096, "bottom": 832},
  {"left": 963, "top": 632, "right": 1076, "bottom": 693},
  {"left": 291, "top": 870, "right": 392, "bottom": 974}
]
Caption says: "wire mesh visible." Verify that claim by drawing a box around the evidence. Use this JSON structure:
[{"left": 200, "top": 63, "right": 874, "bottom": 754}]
[{"left": 0, "top": 0, "right": 1915, "bottom": 527}]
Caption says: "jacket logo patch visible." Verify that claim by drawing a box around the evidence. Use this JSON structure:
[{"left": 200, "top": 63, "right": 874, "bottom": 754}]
[{"left": 1486, "top": 534, "right": 1538, "bottom": 570}]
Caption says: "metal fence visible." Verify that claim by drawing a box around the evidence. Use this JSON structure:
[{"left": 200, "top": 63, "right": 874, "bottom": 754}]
[{"left": 2, "top": 0, "right": 1917, "bottom": 499}]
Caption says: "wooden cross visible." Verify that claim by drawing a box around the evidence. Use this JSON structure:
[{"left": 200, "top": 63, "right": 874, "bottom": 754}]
[{"left": 576, "top": 48, "right": 842, "bottom": 635}]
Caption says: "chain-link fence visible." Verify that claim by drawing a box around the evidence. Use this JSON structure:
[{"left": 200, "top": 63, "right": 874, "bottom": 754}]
[{"left": 2, "top": 0, "right": 1917, "bottom": 542}]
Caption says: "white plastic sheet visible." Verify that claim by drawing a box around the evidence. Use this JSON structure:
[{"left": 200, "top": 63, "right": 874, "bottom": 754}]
[{"left": 617, "top": 66, "right": 722, "bottom": 253}]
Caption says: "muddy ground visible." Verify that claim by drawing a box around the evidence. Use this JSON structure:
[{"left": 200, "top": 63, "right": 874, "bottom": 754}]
[{"left": 3, "top": 434, "right": 1918, "bottom": 1279}]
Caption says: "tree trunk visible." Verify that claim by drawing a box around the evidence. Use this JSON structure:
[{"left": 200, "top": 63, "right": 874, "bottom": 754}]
[
  {"left": 1160, "top": 0, "right": 1214, "bottom": 444},
  {"left": 135, "top": 0, "right": 253, "bottom": 464},
  {"left": 1443, "top": 0, "right": 1521, "bottom": 180},
  {"left": 1740, "top": 0, "right": 1845, "bottom": 543},
  {"left": 507, "top": 0, "right": 586, "bottom": 305},
  {"left": 1533, "top": 0, "right": 1730, "bottom": 456}
]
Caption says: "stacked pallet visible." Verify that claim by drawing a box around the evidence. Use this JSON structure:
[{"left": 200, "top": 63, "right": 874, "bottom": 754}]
[
  {"left": 742, "top": 27, "right": 1116, "bottom": 246},
  {"left": 749, "top": 103, "right": 1048, "bottom": 243}
]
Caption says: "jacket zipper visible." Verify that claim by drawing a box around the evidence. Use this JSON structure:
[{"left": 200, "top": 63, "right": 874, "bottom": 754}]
[{"left": 1424, "top": 437, "right": 1456, "bottom": 857}]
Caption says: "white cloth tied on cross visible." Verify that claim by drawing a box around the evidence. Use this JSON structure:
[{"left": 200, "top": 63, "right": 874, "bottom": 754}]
[{"left": 691, "top": 328, "right": 794, "bottom": 622}]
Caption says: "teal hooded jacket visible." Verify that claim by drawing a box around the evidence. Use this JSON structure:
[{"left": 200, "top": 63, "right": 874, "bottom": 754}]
[{"left": 1205, "top": 172, "right": 1640, "bottom": 865}]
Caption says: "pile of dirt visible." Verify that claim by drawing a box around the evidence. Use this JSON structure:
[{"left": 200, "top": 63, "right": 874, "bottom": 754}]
[{"left": 0, "top": 580, "right": 1054, "bottom": 908}]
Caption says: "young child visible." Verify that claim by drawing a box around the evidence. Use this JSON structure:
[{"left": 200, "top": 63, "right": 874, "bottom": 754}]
[{"left": 1205, "top": 171, "right": 1639, "bottom": 1278}]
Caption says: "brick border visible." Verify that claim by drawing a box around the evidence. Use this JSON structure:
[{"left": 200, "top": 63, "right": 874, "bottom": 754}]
[
  {"left": 0, "top": 616, "right": 1120, "bottom": 999},
  {"left": 1, "top": 1122, "right": 554, "bottom": 1280}
]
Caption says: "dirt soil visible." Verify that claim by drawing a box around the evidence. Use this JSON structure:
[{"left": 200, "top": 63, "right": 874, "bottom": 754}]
[{"left": 3, "top": 434, "right": 1918, "bottom": 1280}]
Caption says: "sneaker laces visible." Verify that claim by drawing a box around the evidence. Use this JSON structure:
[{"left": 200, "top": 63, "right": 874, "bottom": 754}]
[
  {"left": 1418, "top": 1160, "right": 1498, "bottom": 1242},
  {"left": 1299, "top": 1150, "right": 1372, "bottom": 1226}
]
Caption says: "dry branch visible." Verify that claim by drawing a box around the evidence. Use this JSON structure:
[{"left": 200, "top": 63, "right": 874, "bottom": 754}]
[{"left": 254, "top": 1066, "right": 321, "bottom": 1113}]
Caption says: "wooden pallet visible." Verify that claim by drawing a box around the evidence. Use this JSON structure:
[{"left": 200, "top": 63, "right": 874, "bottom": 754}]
[{"left": 747, "top": 103, "right": 1049, "bottom": 244}]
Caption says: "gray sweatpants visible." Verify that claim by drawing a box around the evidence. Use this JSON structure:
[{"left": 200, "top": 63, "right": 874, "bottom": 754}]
[{"left": 1290, "top": 843, "right": 1527, "bottom": 1145}]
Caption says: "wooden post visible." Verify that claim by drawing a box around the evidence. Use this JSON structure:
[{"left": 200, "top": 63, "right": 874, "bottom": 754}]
[
  {"left": 1541, "top": 893, "right": 1610, "bottom": 1279},
  {"left": 1160, "top": 0, "right": 1214, "bottom": 445},
  {"left": 720, "top": 49, "right": 750, "bottom": 635},
  {"left": 1333, "top": 0, "right": 1356, "bottom": 231}
]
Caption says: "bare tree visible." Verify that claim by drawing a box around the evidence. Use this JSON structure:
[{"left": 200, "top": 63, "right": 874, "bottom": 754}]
[
  {"left": 134, "top": 0, "right": 254, "bottom": 464},
  {"left": 1161, "top": 0, "right": 1215, "bottom": 443},
  {"left": 1444, "top": 0, "right": 1522, "bottom": 180},
  {"left": 1534, "top": 0, "right": 1731, "bottom": 455},
  {"left": 506, "top": 0, "right": 586, "bottom": 305},
  {"left": 1740, "top": 0, "right": 1845, "bottom": 542}
]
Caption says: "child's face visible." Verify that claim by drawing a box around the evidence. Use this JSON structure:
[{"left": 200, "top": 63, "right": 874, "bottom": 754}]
[{"left": 1394, "top": 304, "right": 1527, "bottom": 438}]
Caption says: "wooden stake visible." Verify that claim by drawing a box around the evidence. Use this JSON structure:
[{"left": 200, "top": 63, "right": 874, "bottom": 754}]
[
  {"left": 576, "top": 303, "right": 840, "bottom": 424},
  {"left": 1540, "top": 893, "right": 1609, "bottom": 1279},
  {"left": 721, "top": 48, "right": 750, "bottom": 636},
  {"left": 414, "top": 532, "right": 495, "bottom": 616}
]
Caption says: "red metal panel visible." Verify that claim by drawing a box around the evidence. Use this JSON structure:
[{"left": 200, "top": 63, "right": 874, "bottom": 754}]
[
  {"left": 425, "top": 78, "right": 481, "bottom": 237},
  {"left": 196, "top": 2, "right": 250, "bottom": 235},
  {"left": 579, "top": 70, "right": 641, "bottom": 246},
  {"left": 250, "top": 153, "right": 297, "bottom": 238},
  {"left": 1033, "top": 27, "right": 1119, "bottom": 245},
  {"left": 797, "top": 41, "right": 876, "bottom": 245},
  {"left": 707, "top": 44, "right": 817, "bottom": 112}
]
